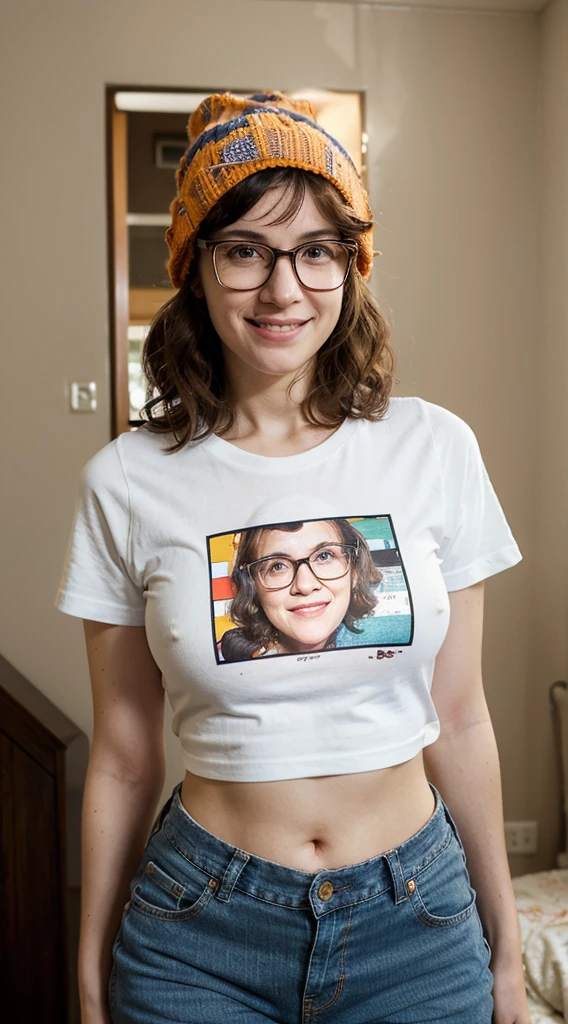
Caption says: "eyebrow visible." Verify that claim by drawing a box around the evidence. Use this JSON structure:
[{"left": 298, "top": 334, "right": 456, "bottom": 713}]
[
  {"left": 256, "top": 541, "right": 340, "bottom": 561},
  {"left": 214, "top": 228, "right": 338, "bottom": 243}
]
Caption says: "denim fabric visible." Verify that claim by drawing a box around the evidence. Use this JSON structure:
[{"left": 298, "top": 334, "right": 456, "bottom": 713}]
[{"left": 109, "top": 781, "right": 493, "bottom": 1023}]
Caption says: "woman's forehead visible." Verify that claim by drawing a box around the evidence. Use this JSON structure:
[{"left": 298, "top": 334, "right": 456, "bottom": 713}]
[
  {"left": 255, "top": 520, "right": 341, "bottom": 557},
  {"left": 226, "top": 187, "right": 336, "bottom": 242}
]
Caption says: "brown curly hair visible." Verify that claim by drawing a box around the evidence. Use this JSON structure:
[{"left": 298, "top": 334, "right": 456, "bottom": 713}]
[
  {"left": 140, "top": 166, "right": 395, "bottom": 453},
  {"left": 220, "top": 519, "right": 383, "bottom": 661}
]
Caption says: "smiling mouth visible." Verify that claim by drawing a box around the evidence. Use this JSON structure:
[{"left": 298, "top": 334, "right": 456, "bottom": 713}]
[
  {"left": 246, "top": 319, "right": 310, "bottom": 333},
  {"left": 289, "top": 601, "right": 330, "bottom": 616}
]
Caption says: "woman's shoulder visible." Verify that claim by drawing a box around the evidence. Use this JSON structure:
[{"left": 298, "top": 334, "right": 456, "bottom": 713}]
[
  {"left": 76, "top": 435, "right": 123, "bottom": 493},
  {"left": 75, "top": 425, "right": 178, "bottom": 503},
  {"left": 118, "top": 423, "right": 178, "bottom": 458},
  {"left": 377, "top": 396, "right": 476, "bottom": 447}
]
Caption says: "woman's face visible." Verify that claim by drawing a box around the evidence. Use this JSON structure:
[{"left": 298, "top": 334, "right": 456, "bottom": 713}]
[
  {"left": 196, "top": 185, "right": 345, "bottom": 382},
  {"left": 252, "top": 521, "right": 356, "bottom": 653}
]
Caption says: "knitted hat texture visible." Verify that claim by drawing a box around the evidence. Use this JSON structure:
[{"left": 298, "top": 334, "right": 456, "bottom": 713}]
[{"left": 165, "top": 90, "right": 374, "bottom": 289}]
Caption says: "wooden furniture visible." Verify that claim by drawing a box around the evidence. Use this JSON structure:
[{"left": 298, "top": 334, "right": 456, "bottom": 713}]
[
  {"left": 0, "top": 654, "right": 87, "bottom": 1024},
  {"left": 129, "top": 286, "right": 176, "bottom": 326}
]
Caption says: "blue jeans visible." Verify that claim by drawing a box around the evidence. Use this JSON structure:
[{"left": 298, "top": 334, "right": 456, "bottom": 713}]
[{"left": 109, "top": 781, "right": 494, "bottom": 1023}]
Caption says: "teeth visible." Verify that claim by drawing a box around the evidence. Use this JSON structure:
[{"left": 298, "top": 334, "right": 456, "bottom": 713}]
[{"left": 254, "top": 322, "right": 303, "bottom": 332}]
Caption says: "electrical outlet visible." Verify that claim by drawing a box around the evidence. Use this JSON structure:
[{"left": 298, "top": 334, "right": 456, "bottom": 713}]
[{"left": 504, "top": 821, "right": 538, "bottom": 855}]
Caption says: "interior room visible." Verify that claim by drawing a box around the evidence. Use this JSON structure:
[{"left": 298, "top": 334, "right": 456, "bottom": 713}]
[{"left": 1, "top": 0, "right": 566, "bottom": 1021}]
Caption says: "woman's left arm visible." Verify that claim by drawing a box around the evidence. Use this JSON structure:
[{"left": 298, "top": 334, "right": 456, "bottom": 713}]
[{"left": 423, "top": 580, "right": 530, "bottom": 1024}]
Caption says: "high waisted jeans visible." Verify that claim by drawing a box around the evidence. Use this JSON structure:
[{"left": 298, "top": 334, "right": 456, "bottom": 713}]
[{"left": 109, "top": 781, "right": 494, "bottom": 1023}]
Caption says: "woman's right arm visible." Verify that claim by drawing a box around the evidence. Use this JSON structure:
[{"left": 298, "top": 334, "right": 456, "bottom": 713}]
[{"left": 79, "top": 620, "right": 166, "bottom": 1023}]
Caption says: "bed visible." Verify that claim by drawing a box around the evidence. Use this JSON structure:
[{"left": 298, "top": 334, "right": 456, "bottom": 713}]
[{"left": 510, "top": 682, "right": 568, "bottom": 1022}]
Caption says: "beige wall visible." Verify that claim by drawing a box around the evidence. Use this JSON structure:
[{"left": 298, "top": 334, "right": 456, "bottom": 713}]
[
  {"left": 358, "top": 7, "right": 539, "bottom": 871},
  {"left": 0, "top": 0, "right": 563, "bottom": 872},
  {"left": 526, "top": 0, "right": 568, "bottom": 870}
]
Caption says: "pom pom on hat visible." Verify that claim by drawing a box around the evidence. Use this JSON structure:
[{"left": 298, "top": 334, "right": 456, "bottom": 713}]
[{"left": 187, "top": 91, "right": 319, "bottom": 145}]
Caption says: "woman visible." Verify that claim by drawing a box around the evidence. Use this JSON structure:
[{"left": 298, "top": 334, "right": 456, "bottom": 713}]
[
  {"left": 55, "top": 91, "right": 529, "bottom": 1023},
  {"left": 219, "top": 517, "right": 383, "bottom": 660}
]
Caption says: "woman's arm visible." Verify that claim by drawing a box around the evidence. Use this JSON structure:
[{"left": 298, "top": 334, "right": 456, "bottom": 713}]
[
  {"left": 79, "top": 621, "right": 166, "bottom": 1023},
  {"left": 423, "top": 581, "right": 530, "bottom": 1024}
]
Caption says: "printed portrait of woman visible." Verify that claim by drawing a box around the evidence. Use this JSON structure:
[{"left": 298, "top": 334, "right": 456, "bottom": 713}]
[{"left": 219, "top": 518, "right": 383, "bottom": 661}]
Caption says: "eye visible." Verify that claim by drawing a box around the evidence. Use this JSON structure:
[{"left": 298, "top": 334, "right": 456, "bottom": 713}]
[
  {"left": 226, "top": 245, "right": 261, "bottom": 261},
  {"left": 314, "top": 548, "right": 336, "bottom": 562},
  {"left": 264, "top": 559, "right": 290, "bottom": 575},
  {"left": 304, "top": 245, "right": 329, "bottom": 260},
  {"left": 298, "top": 242, "right": 344, "bottom": 265}
]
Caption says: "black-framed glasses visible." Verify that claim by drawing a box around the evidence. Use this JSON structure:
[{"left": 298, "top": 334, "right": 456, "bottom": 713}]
[
  {"left": 196, "top": 237, "right": 358, "bottom": 292},
  {"left": 240, "top": 541, "right": 359, "bottom": 591}
]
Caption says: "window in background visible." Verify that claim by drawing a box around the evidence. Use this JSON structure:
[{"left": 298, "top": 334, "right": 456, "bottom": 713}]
[{"left": 127, "top": 325, "right": 149, "bottom": 422}]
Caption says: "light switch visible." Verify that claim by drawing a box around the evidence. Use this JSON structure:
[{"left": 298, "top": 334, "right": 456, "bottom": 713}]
[{"left": 70, "top": 381, "right": 97, "bottom": 412}]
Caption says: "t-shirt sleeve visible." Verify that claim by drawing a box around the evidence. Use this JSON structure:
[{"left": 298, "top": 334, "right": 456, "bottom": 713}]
[
  {"left": 54, "top": 437, "right": 146, "bottom": 625},
  {"left": 425, "top": 401, "right": 522, "bottom": 591}
]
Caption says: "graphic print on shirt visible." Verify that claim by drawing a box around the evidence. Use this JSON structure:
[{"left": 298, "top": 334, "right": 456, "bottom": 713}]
[{"left": 207, "top": 515, "right": 414, "bottom": 664}]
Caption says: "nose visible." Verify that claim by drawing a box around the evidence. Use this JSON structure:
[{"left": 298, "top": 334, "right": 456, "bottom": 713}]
[
  {"left": 258, "top": 253, "right": 304, "bottom": 306},
  {"left": 290, "top": 561, "right": 323, "bottom": 595}
]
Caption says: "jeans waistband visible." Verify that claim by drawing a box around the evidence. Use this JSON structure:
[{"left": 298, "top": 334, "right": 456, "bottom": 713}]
[{"left": 157, "top": 781, "right": 464, "bottom": 912}]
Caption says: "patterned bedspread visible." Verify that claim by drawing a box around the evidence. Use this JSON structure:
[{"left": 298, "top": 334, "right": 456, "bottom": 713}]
[{"left": 512, "top": 869, "right": 568, "bottom": 1022}]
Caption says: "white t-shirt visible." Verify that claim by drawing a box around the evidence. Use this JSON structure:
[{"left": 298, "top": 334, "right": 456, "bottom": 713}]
[{"left": 54, "top": 397, "right": 522, "bottom": 782}]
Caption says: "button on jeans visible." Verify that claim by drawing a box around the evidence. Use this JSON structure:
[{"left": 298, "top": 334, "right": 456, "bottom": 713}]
[{"left": 109, "top": 781, "right": 493, "bottom": 1023}]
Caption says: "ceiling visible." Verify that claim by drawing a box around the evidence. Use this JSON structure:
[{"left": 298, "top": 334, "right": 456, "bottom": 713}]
[{"left": 270, "top": 0, "right": 549, "bottom": 12}]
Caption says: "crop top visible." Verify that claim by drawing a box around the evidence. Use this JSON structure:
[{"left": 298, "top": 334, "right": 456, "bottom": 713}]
[{"left": 54, "top": 397, "right": 522, "bottom": 782}]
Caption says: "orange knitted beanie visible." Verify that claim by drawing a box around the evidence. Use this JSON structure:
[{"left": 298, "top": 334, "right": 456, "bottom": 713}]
[{"left": 165, "top": 90, "right": 374, "bottom": 289}]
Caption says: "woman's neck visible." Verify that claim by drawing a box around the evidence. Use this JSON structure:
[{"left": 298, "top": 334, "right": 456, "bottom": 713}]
[{"left": 217, "top": 417, "right": 342, "bottom": 457}]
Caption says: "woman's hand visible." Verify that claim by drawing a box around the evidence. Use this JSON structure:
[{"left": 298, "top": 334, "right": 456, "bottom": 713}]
[{"left": 491, "top": 956, "right": 531, "bottom": 1024}]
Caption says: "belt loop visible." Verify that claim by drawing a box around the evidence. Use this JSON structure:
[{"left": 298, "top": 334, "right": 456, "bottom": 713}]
[
  {"left": 383, "top": 848, "right": 408, "bottom": 904},
  {"left": 215, "top": 849, "right": 250, "bottom": 904}
]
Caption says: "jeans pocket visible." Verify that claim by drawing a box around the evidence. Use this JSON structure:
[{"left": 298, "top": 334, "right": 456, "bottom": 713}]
[
  {"left": 407, "top": 829, "right": 477, "bottom": 928},
  {"left": 130, "top": 837, "right": 218, "bottom": 922}
]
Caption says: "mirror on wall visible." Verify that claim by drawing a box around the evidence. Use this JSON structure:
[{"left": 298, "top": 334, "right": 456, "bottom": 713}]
[{"left": 107, "top": 86, "right": 367, "bottom": 437}]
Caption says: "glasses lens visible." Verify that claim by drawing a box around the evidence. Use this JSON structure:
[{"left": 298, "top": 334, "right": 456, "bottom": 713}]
[
  {"left": 214, "top": 242, "right": 273, "bottom": 289},
  {"left": 253, "top": 558, "right": 295, "bottom": 589},
  {"left": 214, "top": 241, "right": 352, "bottom": 290},
  {"left": 295, "top": 242, "right": 350, "bottom": 289},
  {"left": 308, "top": 544, "right": 350, "bottom": 579}
]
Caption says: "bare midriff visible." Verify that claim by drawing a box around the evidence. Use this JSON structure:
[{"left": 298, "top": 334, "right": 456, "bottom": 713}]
[{"left": 179, "top": 750, "right": 435, "bottom": 872}]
